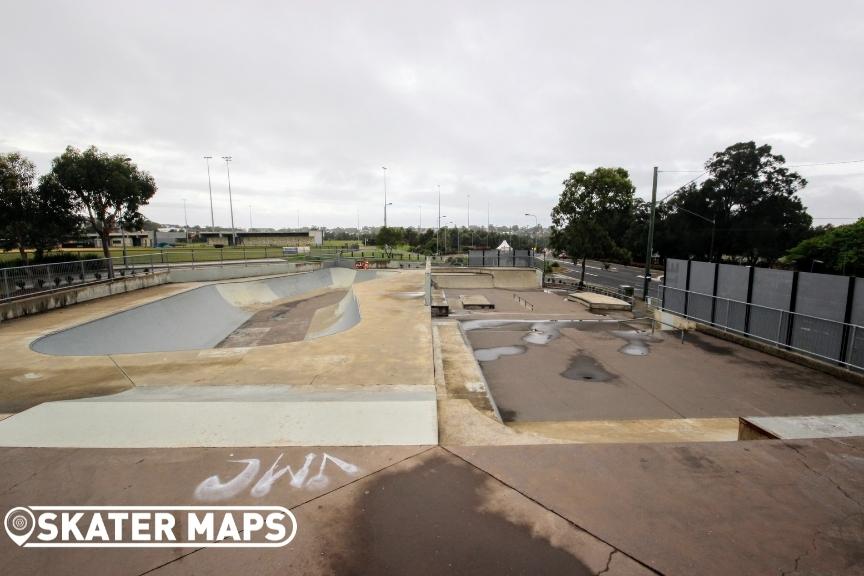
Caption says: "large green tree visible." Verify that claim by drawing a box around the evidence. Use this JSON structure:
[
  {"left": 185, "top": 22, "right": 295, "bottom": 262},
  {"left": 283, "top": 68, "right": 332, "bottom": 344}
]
[
  {"left": 550, "top": 167, "right": 636, "bottom": 285},
  {"left": 50, "top": 146, "right": 157, "bottom": 273},
  {"left": 0, "top": 152, "right": 37, "bottom": 262},
  {"left": 664, "top": 142, "right": 811, "bottom": 263},
  {"left": 784, "top": 219, "right": 864, "bottom": 276},
  {"left": 0, "top": 153, "right": 80, "bottom": 262}
]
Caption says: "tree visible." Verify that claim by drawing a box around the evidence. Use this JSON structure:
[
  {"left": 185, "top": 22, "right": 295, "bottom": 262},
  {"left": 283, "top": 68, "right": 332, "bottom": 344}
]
[
  {"left": 0, "top": 152, "right": 37, "bottom": 262},
  {"left": 376, "top": 226, "right": 403, "bottom": 256},
  {"left": 29, "top": 175, "right": 82, "bottom": 259},
  {"left": 550, "top": 167, "right": 635, "bottom": 285},
  {"left": 50, "top": 146, "right": 157, "bottom": 274},
  {"left": 0, "top": 153, "right": 80, "bottom": 262},
  {"left": 784, "top": 219, "right": 864, "bottom": 276},
  {"left": 663, "top": 142, "right": 811, "bottom": 263}
]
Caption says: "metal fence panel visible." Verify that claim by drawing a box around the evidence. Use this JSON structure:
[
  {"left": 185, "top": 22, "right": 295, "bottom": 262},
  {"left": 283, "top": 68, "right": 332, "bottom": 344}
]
[
  {"left": 688, "top": 261, "right": 715, "bottom": 323},
  {"left": 715, "top": 264, "right": 749, "bottom": 332},
  {"left": 749, "top": 268, "right": 793, "bottom": 343},
  {"left": 467, "top": 249, "right": 534, "bottom": 267},
  {"left": 793, "top": 271, "right": 849, "bottom": 360},
  {"left": 664, "top": 259, "right": 688, "bottom": 314}
]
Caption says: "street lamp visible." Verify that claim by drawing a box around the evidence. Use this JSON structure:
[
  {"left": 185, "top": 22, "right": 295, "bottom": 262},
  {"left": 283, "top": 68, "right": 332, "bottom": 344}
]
[
  {"left": 203, "top": 156, "right": 215, "bottom": 230},
  {"left": 382, "top": 166, "right": 389, "bottom": 227},
  {"left": 222, "top": 156, "right": 237, "bottom": 246},
  {"left": 436, "top": 185, "right": 441, "bottom": 256},
  {"left": 183, "top": 198, "right": 189, "bottom": 244},
  {"left": 525, "top": 213, "right": 538, "bottom": 251}
]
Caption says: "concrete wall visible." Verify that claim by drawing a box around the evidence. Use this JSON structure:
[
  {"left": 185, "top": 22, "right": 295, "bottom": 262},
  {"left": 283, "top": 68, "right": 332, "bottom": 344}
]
[
  {"left": 0, "top": 272, "right": 169, "bottom": 323},
  {"left": 432, "top": 267, "right": 541, "bottom": 289},
  {"left": 167, "top": 261, "right": 321, "bottom": 282}
]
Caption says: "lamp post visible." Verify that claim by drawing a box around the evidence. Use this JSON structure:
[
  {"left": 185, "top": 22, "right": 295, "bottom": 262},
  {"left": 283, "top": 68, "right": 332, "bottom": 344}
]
[
  {"left": 204, "top": 156, "right": 215, "bottom": 230},
  {"left": 436, "top": 185, "right": 441, "bottom": 256},
  {"left": 183, "top": 198, "right": 189, "bottom": 244},
  {"left": 222, "top": 156, "right": 236, "bottom": 246},
  {"left": 382, "top": 166, "right": 388, "bottom": 227},
  {"left": 525, "top": 213, "right": 538, "bottom": 251}
]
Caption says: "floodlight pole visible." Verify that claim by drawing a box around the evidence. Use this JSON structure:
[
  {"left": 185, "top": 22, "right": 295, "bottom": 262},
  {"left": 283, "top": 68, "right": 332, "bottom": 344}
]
[
  {"left": 642, "top": 166, "right": 658, "bottom": 300},
  {"left": 222, "top": 156, "right": 236, "bottom": 246},
  {"left": 204, "top": 156, "right": 215, "bottom": 230},
  {"left": 436, "top": 185, "right": 441, "bottom": 256},
  {"left": 382, "top": 166, "right": 388, "bottom": 227}
]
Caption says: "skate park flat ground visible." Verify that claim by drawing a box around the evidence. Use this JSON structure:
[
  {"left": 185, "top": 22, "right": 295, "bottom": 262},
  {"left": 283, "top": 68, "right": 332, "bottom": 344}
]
[{"left": 1, "top": 439, "right": 862, "bottom": 575}]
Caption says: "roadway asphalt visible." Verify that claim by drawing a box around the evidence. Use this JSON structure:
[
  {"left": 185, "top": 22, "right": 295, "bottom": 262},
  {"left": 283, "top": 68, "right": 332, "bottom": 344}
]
[{"left": 549, "top": 258, "right": 663, "bottom": 299}]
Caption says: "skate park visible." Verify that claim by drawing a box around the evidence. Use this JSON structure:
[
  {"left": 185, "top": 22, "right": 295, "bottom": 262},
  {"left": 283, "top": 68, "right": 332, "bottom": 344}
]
[{"left": 0, "top": 261, "right": 863, "bottom": 575}]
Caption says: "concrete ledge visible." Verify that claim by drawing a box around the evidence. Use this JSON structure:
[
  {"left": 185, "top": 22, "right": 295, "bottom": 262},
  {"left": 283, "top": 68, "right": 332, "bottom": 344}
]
[
  {"left": 432, "top": 267, "right": 541, "bottom": 289},
  {"left": 739, "top": 414, "right": 864, "bottom": 440},
  {"left": 0, "top": 385, "right": 439, "bottom": 447},
  {"left": 0, "top": 271, "right": 169, "bottom": 323},
  {"left": 567, "top": 291, "right": 632, "bottom": 311}
]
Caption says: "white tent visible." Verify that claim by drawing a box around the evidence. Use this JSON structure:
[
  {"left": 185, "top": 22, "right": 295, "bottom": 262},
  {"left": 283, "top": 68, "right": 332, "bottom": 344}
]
[{"left": 495, "top": 240, "right": 512, "bottom": 251}]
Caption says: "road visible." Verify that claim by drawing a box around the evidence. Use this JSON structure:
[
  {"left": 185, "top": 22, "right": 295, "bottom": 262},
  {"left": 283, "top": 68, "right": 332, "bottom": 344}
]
[{"left": 547, "top": 257, "right": 663, "bottom": 299}]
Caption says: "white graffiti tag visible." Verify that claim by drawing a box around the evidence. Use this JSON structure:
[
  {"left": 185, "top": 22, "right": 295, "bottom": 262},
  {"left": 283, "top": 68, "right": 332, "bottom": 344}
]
[{"left": 194, "top": 453, "right": 360, "bottom": 502}]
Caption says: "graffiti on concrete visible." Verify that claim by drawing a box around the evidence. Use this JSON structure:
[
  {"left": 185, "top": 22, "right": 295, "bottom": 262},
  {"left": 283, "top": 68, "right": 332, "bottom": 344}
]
[{"left": 194, "top": 452, "right": 361, "bottom": 501}]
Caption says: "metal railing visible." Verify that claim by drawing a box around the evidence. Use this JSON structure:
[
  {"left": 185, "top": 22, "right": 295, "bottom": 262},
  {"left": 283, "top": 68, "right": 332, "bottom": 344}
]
[
  {"left": 0, "top": 248, "right": 300, "bottom": 302},
  {"left": 658, "top": 284, "right": 863, "bottom": 371}
]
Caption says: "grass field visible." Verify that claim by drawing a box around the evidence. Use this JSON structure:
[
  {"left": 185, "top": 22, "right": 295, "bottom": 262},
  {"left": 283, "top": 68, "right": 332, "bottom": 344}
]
[{"left": 1, "top": 245, "right": 427, "bottom": 266}]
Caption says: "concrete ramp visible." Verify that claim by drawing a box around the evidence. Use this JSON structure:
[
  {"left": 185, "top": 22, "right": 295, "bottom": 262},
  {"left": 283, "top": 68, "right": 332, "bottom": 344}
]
[
  {"left": 30, "top": 268, "right": 364, "bottom": 356},
  {"left": 0, "top": 385, "right": 438, "bottom": 447}
]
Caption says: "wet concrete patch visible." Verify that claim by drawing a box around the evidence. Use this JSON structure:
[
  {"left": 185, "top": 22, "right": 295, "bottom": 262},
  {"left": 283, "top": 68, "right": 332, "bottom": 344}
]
[
  {"left": 323, "top": 451, "right": 596, "bottom": 575},
  {"left": 561, "top": 354, "right": 617, "bottom": 382},
  {"left": 474, "top": 345, "right": 527, "bottom": 362},
  {"left": 609, "top": 329, "right": 663, "bottom": 356}
]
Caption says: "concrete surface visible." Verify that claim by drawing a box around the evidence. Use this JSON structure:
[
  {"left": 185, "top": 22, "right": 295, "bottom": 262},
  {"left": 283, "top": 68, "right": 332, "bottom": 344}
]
[
  {"left": 30, "top": 268, "right": 361, "bottom": 355},
  {"left": 452, "top": 438, "right": 864, "bottom": 576},
  {"left": 0, "top": 269, "right": 433, "bottom": 413},
  {"left": 0, "top": 385, "right": 438, "bottom": 447},
  {"left": 509, "top": 418, "right": 739, "bottom": 443},
  {"left": 432, "top": 267, "right": 541, "bottom": 289},
  {"left": 465, "top": 319, "right": 864, "bottom": 422},
  {"left": 568, "top": 291, "right": 633, "bottom": 311},
  {"left": 740, "top": 413, "right": 864, "bottom": 440},
  {"left": 167, "top": 260, "right": 320, "bottom": 282}
]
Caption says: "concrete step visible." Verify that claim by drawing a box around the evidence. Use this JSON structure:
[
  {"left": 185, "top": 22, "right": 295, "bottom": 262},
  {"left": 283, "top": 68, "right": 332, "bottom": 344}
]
[{"left": 0, "top": 385, "right": 438, "bottom": 448}]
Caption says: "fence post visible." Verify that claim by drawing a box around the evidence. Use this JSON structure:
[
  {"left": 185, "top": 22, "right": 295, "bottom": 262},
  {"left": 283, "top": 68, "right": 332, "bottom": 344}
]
[
  {"left": 1, "top": 267, "right": 9, "bottom": 300},
  {"left": 683, "top": 258, "right": 692, "bottom": 317},
  {"left": 710, "top": 262, "right": 720, "bottom": 325},
  {"left": 839, "top": 276, "right": 856, "bottom": 363},
  {"left": 785, "top": 271, "right": 799, "bottom": 347},
  {"left": 191, "top": 249, "right": 196, "bottom": 269},
  {"left": 744, "top": 266, "right": 755, "bottom": 335}
]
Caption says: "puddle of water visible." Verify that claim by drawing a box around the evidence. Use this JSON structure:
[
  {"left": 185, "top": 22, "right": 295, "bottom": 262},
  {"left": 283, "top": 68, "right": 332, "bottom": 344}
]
[
  {"left": 523, "top": 322, "right": 562, "bottom": 345},
  {"left": 609, "top": 329, "right": 662, "bottom": 356},
  {"left": 474, "top": 346, "right": 527, "bottom": 362},
  {"left": 560, "top": 354, "right": 616, "bottom": 382}
]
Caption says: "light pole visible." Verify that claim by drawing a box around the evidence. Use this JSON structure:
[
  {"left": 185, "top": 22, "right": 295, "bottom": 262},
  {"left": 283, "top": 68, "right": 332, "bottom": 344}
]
[
  {"left": 222, "top": 156, "right": 236, "bottom": 246},
  {"left": 183, "top": 198, "right": 189, "bottom": 244},
  {"left": 467, "top": 192, "right": 472, "bottom": 247},
  {"left": 204, "top": 156, "right": 215, "bottom": 231},
  {"left": 248, "top": 205, "right": 253, "bottom": 230},
  {"left": 525, "top": 213, "right": 538, "bottom": 251},
  {"left": 642, "top": 167, "right": 658, "bottom": 300},
  {"left": 382, "top": 166, "right": 389, "bottom": 227},
  {"left": 437, "top": 185, "right": 441, "bottom": 256}
]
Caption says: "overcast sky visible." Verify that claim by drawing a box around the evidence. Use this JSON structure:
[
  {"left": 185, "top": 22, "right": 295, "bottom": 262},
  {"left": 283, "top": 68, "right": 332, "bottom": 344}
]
[{"left": 2, "top": 1, "right": 862, "bottom": 230}]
